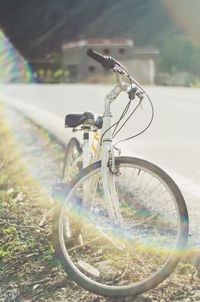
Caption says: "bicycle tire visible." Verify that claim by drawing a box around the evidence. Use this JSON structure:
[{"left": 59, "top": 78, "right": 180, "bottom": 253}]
[
  {"left": 53, "top": 137, "right": 82, "bottom": 249},
  {"left": 53, "top": 156, "right": 189, "bottom": 298},
  {"left": 62, "top": 137, "right": 82, "bottom": 182}
]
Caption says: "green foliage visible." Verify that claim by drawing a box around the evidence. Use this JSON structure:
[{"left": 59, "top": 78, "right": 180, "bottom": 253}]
[
  {"left": 3, "top": 226, "right": 17, "bottom": 235},
  {"left": 159, "top": 36, "right": 200, "bottom": 78},
  {"left": 0, "top": 249, "right": 7, "bottom": 259},
  {"left": 36, "top": 66, "right": 69, "bottom": 83}
]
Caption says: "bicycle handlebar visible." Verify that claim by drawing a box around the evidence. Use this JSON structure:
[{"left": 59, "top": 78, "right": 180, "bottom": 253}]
[
  {"left": 87, "top": 48, "right": 146, "bottom": 98},
  {"left": 87, "top": 48, "right": 124, "bottom": 72},
  {"left": 87, "top": 49, "right": 153, "bottom": 142},
  {"left": 87, "top": 49, "right": 108, "bottom": 67}
]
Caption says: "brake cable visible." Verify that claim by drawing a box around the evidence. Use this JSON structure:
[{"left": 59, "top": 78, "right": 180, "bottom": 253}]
[
  {"left": 111, "top": 66, "right": 155, "bottom": 145},
  {"left": 113, "top": 93, "right": 154, "bottom": 147}
]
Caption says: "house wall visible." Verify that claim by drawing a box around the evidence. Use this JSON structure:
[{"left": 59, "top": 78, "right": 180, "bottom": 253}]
[
  {"left": 62, "top": 43, "right": 158, "bottom": 84},
  {"left": 125, "top": 59, "right": 156, "bottom": 85}
]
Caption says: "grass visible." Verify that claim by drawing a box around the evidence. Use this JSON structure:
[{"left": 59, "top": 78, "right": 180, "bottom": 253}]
[{"left": 0, "top": 104, "right": 67, "bottom": 301}]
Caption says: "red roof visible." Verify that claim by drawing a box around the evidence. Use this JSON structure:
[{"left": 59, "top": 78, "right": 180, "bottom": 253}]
[{"left": 63, "top": 39, "right": 134, "bottom": 49}]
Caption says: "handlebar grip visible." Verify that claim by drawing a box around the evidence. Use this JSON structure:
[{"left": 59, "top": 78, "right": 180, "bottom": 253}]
[
  {"left": 87, "top": 48, "right": 123, "bottom": 72},
  {"left": 87, "top": 48, "right": 108, "bottom": 67}
]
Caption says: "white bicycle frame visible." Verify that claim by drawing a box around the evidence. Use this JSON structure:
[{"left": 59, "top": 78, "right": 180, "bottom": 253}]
[{"left": 82, "top": 73, "right": 132, "bottom": 225}]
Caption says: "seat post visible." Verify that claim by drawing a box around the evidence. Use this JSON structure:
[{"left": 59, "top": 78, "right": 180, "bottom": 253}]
[{"left": 82, "top": 126, "right": 90, "bottom": 168}]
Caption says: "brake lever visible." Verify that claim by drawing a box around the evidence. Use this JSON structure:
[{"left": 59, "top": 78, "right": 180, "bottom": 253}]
[
  {"left": 127, "top": 85, "right": 145, "bottom": 109},
  {"left": 128, "top": 86, "right": 138, "bottom": 100},
  {"left": 113, "top": 65, "right": 127, "bottom": 76}
]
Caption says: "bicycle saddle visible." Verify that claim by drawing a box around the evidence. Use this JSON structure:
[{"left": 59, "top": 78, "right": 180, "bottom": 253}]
[{"left": 65, "top": 112, "right": 103, "bottom": 129}]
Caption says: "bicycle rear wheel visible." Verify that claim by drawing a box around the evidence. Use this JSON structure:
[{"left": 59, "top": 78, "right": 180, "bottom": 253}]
[
  {"left": 53, "top": 157, "right": 189, "bottom": 298},
  {"left": 53, "top": 137, "right": 82, "bottom": 247},
  {"left": 62, "top": 137, "right": 82, "bottom": 182}
]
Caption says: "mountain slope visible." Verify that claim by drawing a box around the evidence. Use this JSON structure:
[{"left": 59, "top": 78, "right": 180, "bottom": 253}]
[
  {"left": 83, "top": 0, "right": 180, "bottom": 47},
  {"left": 0, "top": 0, "right": 200, "bottom": 60}
]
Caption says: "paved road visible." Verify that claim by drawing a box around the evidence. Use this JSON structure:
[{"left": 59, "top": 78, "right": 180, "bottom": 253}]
[{"left": 1, "top": 84, "right": 200, "bottom": 245}]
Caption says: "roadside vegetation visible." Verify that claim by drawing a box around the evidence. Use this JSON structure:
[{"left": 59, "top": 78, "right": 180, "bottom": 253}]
[
  {"left": 0, "top": 104, "right": 200, "bottom": 301},
  {"left": 0, "top": 105, "right": 66, "bottom": 301},
  {"left": 157, "top": 35, "right": 200, "bottom": 87}
]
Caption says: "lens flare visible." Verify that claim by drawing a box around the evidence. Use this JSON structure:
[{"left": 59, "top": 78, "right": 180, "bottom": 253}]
[
  {"left": 0, "top": 30, "right": 34, "bottom": 83},
  {"left": 58, "top": 195, "right": 187, "bottom": 254},
  {"left": 164, "top": 0, "right": 200, "bottom": 42}
]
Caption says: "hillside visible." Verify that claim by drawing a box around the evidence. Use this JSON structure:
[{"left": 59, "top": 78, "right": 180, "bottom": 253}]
[
  {"left": 0, "top": 0, "right": 191, "bottom": 58},
  {"left": 1, "top": 0, "right": 200, "bottom": 82}
]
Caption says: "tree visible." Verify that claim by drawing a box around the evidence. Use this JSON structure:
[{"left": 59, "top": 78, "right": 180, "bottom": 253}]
[{"left": 159, "top": 35, "right": 200, "bottom": 77}]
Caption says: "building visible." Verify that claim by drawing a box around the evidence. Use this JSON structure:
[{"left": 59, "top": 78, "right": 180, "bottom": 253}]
[{"left": 62, "top": 39, "right": 159, "bottom": 84}]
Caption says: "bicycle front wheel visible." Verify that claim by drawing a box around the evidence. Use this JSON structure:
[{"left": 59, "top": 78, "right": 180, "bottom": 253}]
[{"left": 53, "top": 157, "right": 189, "bottom": 298}]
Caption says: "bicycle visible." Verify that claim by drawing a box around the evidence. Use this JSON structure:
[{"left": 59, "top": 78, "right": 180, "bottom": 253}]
[{"left": 52, "top": 49, "right": 189, "bottom": 298}]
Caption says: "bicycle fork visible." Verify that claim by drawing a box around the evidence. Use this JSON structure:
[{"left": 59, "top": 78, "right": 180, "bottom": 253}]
[
  {"left": 101, "top": 91, "right": 123, "bottom": 225},
  {"left": 101, "top": 142, "right": 123, "bottom": 224}
]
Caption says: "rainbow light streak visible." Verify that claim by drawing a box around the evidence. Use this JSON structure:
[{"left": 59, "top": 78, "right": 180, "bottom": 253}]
[
  {"left": 164, "top": 0, "right": 200, "bottom": 43},
  {"left": 0, "top": 30, "right": 34, "bottom": 83},
  {"left": 57, "top": 194, "right": 188, "bottom": 257}
]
